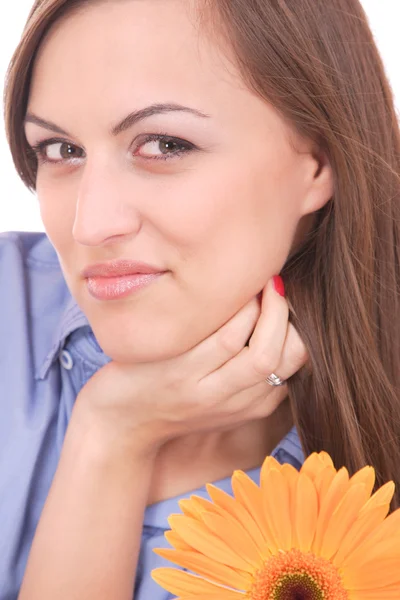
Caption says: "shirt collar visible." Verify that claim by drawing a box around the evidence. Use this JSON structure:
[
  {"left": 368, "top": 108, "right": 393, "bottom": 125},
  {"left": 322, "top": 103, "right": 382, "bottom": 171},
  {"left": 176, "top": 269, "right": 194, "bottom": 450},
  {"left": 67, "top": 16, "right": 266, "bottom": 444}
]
[
  {"left": 25, "top": 233, "right": 94, "bottom": 381},
  {"left": 35, "top": 295, "right": 92, "bottom": 380},
  {"left": 143, "top": 425, "right": 304, "bottom": 529}
]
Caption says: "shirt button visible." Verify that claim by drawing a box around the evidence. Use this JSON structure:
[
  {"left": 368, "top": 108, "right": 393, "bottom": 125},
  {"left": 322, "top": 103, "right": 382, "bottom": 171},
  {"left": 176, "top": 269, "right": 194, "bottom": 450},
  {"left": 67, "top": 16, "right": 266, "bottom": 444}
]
[{"left": 60, "top": 350, "right": 74, "bottom": 370}]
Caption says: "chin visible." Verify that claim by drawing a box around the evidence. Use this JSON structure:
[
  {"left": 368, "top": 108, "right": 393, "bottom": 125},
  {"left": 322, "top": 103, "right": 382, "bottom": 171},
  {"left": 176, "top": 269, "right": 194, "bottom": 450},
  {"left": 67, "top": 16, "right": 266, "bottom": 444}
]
[{"left": 91, "top": 321, "right": 195, "bottom": 364}]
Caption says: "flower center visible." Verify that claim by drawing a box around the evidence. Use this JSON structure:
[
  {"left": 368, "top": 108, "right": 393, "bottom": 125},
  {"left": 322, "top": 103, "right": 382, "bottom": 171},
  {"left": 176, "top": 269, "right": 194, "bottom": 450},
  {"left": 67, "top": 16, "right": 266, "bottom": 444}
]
[
  {"left": 248, "top": 548, "right": 348, "bottom": 600},
  {"left": 271, "top": 572, "right": 323, "bottom": 600}
]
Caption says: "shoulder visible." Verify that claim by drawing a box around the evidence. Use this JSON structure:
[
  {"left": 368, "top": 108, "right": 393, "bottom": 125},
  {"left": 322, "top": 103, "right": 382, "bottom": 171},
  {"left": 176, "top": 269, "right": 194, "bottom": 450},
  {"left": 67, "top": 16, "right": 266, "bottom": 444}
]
[
  {"left": 0, "top": 231, "right": 73, "bottom": 379},
  {"left": 0, "top": 232, "right": 72, "bottom": 593},
  {"left": 0, "top": 230, "right": 69, "bottom": 312},
  {"left": 0, "top": 229, "right": 60, "bottom": 272}
]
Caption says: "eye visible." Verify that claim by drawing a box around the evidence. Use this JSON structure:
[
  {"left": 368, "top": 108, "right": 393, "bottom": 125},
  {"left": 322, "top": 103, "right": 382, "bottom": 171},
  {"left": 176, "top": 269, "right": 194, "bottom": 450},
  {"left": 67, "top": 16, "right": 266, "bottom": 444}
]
[
  {"left": 133, "top": 134, "right": 196, "bottom": 161},
  {"left": 47, "top": 142, "right": 84, "bottom": 161},
  {"left": 30, "top": 139, "right": 85, "bottom": 165},
  {"left": 29, "top": 133, "right": 197, "bottom": 167}
]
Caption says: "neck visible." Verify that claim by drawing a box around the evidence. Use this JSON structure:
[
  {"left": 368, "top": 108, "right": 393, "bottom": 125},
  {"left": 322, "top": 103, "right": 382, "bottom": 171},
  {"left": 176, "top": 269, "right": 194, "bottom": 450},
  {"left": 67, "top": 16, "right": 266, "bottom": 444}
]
[{"left": 147, "top": 396, "right": 293, "bottom": 505}]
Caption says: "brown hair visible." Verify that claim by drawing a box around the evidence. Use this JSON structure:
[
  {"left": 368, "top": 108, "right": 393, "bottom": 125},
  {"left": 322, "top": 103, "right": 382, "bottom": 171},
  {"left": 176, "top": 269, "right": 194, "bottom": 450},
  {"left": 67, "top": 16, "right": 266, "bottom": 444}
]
[{"left": 4, "top": 0, "right": 400, "bottom": 508}]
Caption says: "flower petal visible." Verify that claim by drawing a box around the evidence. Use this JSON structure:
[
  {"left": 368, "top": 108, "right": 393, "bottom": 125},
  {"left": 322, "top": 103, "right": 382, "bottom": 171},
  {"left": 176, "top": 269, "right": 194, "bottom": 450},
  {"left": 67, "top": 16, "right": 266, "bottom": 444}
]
[
  {"left": 348, "top": 587, "right": 400, "bottom": 600},
  {"left": 179, "top": 498, "right": 205, "bottom": 520},
  {"left": 342, "top": 504, "right": 400, "bottom": 566},
  {"left": 228, "top": 472, "right": 278, "bottom": 554},
  {"left": 319, "top": 483, "right": 369, "bottom": 560},
  {"left": 300, "top": 452, "right": 328, "bottom": 482},
  {"left": 281, "top": 463, "right": 299, "bottom": 546},
  {"left": 342, "top": 557, "right": 400, "bottom": 590},
  {"left": 349, "top": 466, "right": 375, "bottom": 498},
  {"left": 314, "top": 465, "right": 336, "bottom": 505},
  {"left": 358, "top": 481, "right": 395, "bottom": 519},
  {"left": 190, "top": 495, "right": 224, "bottom": 514},
  {"left": 262, "top": 467, "right": 292, "bottom": 551},
  {"left": 168, "top": 515, "right": 253, "bottom": 571},
  {"left": 177, "top": 595, "right": 244, "bottom": 600},
  {"left": 333, "top": 482, "right": 394, "bottom": 568},
  {"left": 165, "top": 529, "right": 194, "bottom": 552},
  {"left": 344, "top": 535, "right": 400, "bottom": 574},
  {"left": 200, "top": 511, "right": 263, "bottom": 568},
  {"left": 260, "top": 456, "right": 282, "bottom": 489},
  {"left": 151, "top": 568, "right": 244, "bottom": 598},
  {"left": 312, "top": 467, "right": 349, "bottom": 554},
  {"left": 295, "top": 472, "right": 318, "bottom": 552},
  {"left": 153, "top": 548, "right": 252, "bottom": 590},
  {"left": 281, "top": 463, "right": 299, "bottom": 490},
  {"left": 332, "top": 503, "right": 390, "bottom": 567},
  {"left": 204, "top": 484, "right": 269, "bottom": 554},
  {"left": 187, "top": 495, "right": 227, "bottom": 524},
  {"left": 318, "top": 451, "right": 335, "bottom": 469}
]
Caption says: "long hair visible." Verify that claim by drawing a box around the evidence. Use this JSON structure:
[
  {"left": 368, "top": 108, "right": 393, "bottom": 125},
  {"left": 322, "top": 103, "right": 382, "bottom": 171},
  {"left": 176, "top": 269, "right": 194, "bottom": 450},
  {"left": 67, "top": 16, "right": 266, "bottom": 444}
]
[{"left": 4, "top": 0, "right": 400, "bottom": 508}]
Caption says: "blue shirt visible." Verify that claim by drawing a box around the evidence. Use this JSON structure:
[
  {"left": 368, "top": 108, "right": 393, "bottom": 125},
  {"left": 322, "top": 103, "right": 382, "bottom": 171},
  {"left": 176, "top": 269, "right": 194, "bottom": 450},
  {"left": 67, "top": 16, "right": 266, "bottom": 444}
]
[{"left": 0, "top": 231, "right": 305, "bottom": 600}]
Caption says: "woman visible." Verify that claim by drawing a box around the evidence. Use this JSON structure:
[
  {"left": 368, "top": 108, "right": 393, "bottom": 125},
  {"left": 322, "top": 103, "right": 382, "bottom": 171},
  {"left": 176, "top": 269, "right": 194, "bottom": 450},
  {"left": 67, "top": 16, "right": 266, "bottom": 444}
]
[{"left": 1, "top": 0, "right": 399, "bottom": 598}]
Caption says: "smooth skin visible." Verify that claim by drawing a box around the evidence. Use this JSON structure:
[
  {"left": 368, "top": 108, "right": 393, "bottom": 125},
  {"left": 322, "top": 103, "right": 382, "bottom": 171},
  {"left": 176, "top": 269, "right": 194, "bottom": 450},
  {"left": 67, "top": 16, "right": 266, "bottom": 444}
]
[
  {"left": 19, "top": 0, "right": 333, "bottom": 597},
  {"left": 19, "top": 281, "right": 306, "bottom": 600}
]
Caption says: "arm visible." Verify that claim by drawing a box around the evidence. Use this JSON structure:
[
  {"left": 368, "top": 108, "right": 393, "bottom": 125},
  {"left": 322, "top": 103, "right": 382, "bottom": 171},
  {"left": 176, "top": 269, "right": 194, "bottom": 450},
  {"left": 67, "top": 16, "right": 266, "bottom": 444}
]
[
  {"left": 18, "top": 399, "right": 158, "bottom": 600},
  {"left": 17, "top": 278, "right": 305, "bottom": 598}
]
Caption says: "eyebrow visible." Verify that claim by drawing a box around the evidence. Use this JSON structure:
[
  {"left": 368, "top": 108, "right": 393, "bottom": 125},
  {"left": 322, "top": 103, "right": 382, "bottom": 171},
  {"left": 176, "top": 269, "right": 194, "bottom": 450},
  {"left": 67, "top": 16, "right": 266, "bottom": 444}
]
[{"left": 24, "top": 103, "right": 210, "bottom": 137}]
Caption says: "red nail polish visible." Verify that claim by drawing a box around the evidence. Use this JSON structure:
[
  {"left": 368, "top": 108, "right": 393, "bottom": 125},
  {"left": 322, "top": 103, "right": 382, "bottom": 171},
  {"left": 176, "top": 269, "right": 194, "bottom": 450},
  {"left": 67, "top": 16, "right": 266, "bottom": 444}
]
[{"left": 273, "top": 275, "right": 285, "bottom": 297}]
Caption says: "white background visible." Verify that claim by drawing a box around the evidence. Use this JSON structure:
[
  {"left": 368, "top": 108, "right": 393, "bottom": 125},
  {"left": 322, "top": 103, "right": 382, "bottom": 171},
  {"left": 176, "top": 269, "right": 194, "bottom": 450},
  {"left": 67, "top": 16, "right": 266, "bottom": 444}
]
[{"left": 1, "top": 1, "right": 399, "bottom": 233}]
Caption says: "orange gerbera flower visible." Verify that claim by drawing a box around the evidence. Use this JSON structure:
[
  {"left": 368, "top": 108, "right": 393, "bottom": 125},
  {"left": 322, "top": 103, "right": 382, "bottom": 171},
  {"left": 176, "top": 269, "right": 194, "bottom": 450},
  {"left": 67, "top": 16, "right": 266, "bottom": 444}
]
[{"left": 151, "top": 452, "right": 400, "bottom": 600}]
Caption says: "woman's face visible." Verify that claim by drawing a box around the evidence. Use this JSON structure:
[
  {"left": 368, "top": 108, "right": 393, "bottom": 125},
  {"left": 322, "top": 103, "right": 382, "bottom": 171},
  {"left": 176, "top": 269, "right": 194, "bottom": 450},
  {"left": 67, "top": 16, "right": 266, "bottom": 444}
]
[{"left": 25, "top": 0, "right": 332, "bottom": 362}]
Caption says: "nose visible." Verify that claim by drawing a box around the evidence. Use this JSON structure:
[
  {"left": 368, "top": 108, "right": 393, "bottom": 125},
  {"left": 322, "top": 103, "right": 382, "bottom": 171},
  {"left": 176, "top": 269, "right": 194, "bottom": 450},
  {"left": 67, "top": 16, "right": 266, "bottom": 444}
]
[{"left": 72, "top": 160, "right": 142, "bottom": 246}]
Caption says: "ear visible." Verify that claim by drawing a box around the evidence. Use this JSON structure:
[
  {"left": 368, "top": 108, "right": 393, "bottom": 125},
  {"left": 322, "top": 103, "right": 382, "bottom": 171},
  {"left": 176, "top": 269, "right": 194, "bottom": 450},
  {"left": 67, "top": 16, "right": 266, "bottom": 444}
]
[{"left": 299, "top": 147, "right": 334, "bottom": 216}]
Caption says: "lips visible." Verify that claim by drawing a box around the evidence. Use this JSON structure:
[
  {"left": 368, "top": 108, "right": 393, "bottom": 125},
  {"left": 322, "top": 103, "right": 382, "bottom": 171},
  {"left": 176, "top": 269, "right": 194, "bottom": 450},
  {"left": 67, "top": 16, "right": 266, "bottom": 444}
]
[
  {"left": 82, "top": 259, "right": 167, "bottom": 278},
  {"left": 85, "top": 272, "right": 164, "bottom": 300}
]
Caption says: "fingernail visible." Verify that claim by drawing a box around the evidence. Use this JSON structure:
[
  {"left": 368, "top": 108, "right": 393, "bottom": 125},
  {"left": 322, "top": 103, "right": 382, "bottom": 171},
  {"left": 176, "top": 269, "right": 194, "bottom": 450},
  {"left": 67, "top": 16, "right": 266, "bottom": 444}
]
[{"left": 273, "top": 275, "right": 285, "bottom": 297}]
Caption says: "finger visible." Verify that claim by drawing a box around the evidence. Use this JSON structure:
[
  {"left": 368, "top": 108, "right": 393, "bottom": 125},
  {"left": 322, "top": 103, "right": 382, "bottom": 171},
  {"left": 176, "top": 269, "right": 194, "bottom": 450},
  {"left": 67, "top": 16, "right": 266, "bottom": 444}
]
[
  {"left": 241, "top": 322, "right": 308, "bottom": 419},
  {"left": 182, "top": 294, "right": 262, "bottom": 376},
  {"left": 247, "top": 277, "right": 289, "bottom": 362},
  {"left": 224, "top": 379, "right": 290, "bottom": 423},
  {"left": 199, "top": 279, "right": 292, "bottom": 395},
  {"left": 271, "top": 321, "right": 309, "bottom": 381}
]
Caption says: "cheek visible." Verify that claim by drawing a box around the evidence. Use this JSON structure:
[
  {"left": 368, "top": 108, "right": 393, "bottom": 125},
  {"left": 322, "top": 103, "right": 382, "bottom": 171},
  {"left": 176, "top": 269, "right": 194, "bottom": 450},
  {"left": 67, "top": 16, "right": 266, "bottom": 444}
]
[
  {"left": 131, "top": 162, "right": 301, "bottom": 356},
  {"left": 37, "top": 176, "right": 76, "bottom": 252},
  {"left": 34, "top": 158, "right": 302, "bottom": 363},
  {"left": 160, "top": 159, "right": 301, "bottom": 291}
]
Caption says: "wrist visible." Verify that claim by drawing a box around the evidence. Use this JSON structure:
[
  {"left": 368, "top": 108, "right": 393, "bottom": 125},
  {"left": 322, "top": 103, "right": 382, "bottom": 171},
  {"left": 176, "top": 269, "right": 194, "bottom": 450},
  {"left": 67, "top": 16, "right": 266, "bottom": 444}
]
[{"left": 70, "top": 397, "right": 161, "bottom": 464}]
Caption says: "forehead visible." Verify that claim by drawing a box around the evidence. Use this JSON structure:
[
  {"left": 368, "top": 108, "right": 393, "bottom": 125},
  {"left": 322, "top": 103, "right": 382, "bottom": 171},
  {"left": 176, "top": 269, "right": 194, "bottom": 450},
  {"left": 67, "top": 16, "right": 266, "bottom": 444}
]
[
  {"left": 29, "top": 1, "right": 241, "bottom": 114},
  {"left": 29, "top": 1, "right": 293, "bottom": 139},
  {"left": 27, "top": 0, "right": 299, "bottom": 153}
]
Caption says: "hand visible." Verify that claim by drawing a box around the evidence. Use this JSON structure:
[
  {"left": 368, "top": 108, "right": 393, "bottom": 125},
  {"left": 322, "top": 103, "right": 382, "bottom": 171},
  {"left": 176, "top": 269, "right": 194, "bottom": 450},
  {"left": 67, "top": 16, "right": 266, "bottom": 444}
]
[{"left": 75, "top": 277, "right": 308, "bottom": 454}]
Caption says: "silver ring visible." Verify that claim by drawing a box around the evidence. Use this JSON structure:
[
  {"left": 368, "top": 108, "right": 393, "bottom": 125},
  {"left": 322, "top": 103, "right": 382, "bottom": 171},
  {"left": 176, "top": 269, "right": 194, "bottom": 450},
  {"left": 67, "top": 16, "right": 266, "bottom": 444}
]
[{"left": 265, "top": 373, "right": 286, "bottom": 386}]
